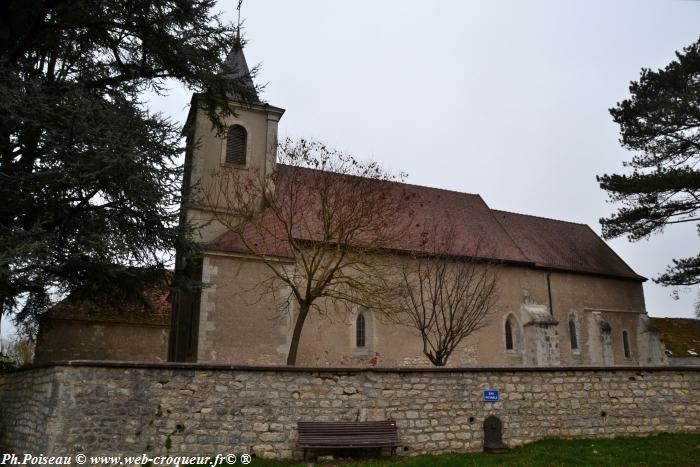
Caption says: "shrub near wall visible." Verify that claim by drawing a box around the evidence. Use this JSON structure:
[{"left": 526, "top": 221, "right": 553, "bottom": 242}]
[{"left": 1, "top": 362, "right": 699, "bottom": 459}]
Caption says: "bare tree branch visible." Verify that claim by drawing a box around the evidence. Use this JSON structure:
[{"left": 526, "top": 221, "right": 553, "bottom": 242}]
[
  {"left": 386, "top": 224, "right": 500, "bottom": 366},
  {"left": 201, "top": 138, "right": 411, "bottom": 365}
]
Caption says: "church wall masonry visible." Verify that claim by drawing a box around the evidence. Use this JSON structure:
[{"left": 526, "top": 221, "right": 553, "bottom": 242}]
[
  {"left": 1, "top": 362, "right": 698, "bottom": 460},
  {"left": 34, "top": 320, "right": 169, "bottom": 364},
  {"left": 195, "top": 253, "right": 659, "bottom": 368}
]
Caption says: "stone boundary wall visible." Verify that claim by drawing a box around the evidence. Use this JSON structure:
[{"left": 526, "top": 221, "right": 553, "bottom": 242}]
[{"left": 1, "top": 361, "right": 699, "bottom": 460}]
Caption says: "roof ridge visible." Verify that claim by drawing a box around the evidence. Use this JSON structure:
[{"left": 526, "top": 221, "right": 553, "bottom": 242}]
[
  {"left": 278, "top": 164, "right": 482, "bottom": 198},
  {"left": 492, "top": 208, "right": 588, "bottom": 227},
  {"left": 279, "top": 166, "right": 624, "bottom": 235},
  {"left": 279, "top": 166, "right": 596, "bottom": 226}
]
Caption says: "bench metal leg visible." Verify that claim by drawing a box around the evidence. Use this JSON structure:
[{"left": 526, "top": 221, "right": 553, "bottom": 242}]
[{"left": 304, "top": 448, "right": 315, "bottom": 466}]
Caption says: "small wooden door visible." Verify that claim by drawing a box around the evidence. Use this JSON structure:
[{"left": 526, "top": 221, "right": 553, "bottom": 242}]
[{"left": 483, "top": 415, "right": 507, "bottom": 453}]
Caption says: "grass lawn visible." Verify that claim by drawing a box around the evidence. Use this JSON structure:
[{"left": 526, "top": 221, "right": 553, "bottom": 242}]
[{"left": 246, "top": 433, "right": 700, "bottom": 466}]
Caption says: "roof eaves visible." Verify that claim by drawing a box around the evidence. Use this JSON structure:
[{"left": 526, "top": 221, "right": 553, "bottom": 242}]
[
  {"left": 529, "top": 263, "right": 647, "bottom": 282},
  {"left": 582, "top": 223, "right": 647, "bottom": 281}
]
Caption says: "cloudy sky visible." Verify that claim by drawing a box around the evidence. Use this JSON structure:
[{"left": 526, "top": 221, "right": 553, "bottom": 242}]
[{"left": 2, "top": 0, "right": 698, "bottom": 343}]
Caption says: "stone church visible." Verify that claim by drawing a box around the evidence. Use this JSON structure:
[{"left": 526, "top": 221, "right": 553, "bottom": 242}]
[{"left": 167, "top": 40, "right": 667, "bottom": 368}]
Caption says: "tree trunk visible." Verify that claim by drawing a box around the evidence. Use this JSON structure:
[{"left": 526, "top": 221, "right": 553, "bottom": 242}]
[
  {"left": 286, "top": 302, "right": 310, "bottom": 366},
  {"left": 0, "top": 292, "right": 5, "bottom": 355},
  {"left": 427, "top": 351, "right": 447, "bottom": 367}
]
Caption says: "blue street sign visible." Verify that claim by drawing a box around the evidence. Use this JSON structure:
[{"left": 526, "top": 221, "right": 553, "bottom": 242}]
[{"left": 483, "top": 389, "right": 500, "bottom": 402}]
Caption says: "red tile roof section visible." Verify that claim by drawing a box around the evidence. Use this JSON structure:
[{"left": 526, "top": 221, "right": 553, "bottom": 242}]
[
  {"left": 210, "top": 165, "right": 644, "bottom": 281},
  {"left": 492, "top": 210, "right": 645, "bottom": 280},
  {"left": 46, "top": 280, "right": 172, "bottom": 324},
  {"left": 379, "top": 184, "right": 531, "bottom": 263},
  {"left": 212, "top": 208, "right": 295, "bottom": 259}
]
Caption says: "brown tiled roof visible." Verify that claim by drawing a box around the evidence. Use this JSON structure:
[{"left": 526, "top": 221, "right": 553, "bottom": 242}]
[
  {"left": 376, "top": 184, "right": 530, "bottom": 263},
  {"left": 492, "top": 210, "right": 645, "bottom": 280},
  {"left": 210, "top": 165, "right": 644, "bottom": 281},
  {"left": 652, "top": 318, "right": 700, "bottom": 358},
  {"left": 213, "top": 208, "right": 295, "bottom": 259},
  {"left": 45, "top": 280, "right": 171, "bottom": 325}
]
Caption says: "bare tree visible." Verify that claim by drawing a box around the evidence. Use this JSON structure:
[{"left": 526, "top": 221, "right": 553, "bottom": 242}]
[
  {"left": 202, "top": 138, "right": 409, "bottom": 365},
  {"left": 391, "top": 226, "right": 500, "bottom": 366}
]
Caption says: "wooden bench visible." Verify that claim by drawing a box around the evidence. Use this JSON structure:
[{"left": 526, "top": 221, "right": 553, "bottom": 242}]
[{"left": 297, "top": 421, "right": 400, "bottom": 462}]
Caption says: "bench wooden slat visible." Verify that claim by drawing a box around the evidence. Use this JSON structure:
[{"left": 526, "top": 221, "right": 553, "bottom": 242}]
[
  {"left": 298, "top": 422, "right": 397, "bottom": 426},
  {"left": 298, "top": 421, "right": 400, "bottom": 454},
  {"left": 306, "top": 430, "right": 396, "bottom": 436},
  {"left": 301, "top": 438, "right": 399, "bottom": 444},
  {"left": 301, "top": 432, "right": 397, "bottom": 436}
]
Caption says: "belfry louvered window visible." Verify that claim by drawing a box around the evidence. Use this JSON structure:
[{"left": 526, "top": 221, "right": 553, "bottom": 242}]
[{"left": 226, "top": 125, "right": 247, "bottom": 165}]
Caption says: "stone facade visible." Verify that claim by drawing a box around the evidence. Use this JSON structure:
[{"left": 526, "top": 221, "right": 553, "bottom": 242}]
[
  {"left": 1, "top": 362, "right": 698, "bottom": 459},
  {"left": 34, "top": 319, "right": 169, "bottom": 364},
  {"left": 192, "top": 253, "right": 664, "bottom": 368},
  {"left": 33, "top": 277, "right": 171, "bottom": 364}
]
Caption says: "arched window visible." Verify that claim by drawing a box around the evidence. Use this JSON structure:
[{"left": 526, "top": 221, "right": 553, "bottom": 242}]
[
  {"left": 225, "top": 125, "right": 247, "bottom": 165},
  {"left": 356, "top": 314, "right": 366, "bottom": 347},
  {"left": 622, "top": 330, "right": 631, "bottom": 358},
  {"left": 568, "top": 319, "right": 578, "bottom": 350},
  {"left": 505, "top": 318, "right": 514, "bottom": 350}
]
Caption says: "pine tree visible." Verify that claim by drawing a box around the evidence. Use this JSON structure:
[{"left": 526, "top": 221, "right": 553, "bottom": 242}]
[{"left": 598, "top": 38, "right": 700, "bottom": 287}]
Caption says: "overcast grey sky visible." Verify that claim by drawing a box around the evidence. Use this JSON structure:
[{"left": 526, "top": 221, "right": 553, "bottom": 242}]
[
  {"left": 2, "top": 0, "right": 698, "bottom": 344},
  {"left": 227, "top": 0, "right": 699, "bottom": 319}
]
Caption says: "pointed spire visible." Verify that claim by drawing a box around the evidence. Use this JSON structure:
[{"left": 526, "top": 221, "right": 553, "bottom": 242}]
[
  {"left": 221, "top": 0, "right": 259, "bottom": 103},
  {"left": 222, "top": 39, "right": 260, "bottom": 103}
]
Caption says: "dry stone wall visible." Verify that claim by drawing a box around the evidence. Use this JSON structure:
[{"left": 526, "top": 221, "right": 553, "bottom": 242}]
[{"left": 1, "top": 362, "right": 699, "bottom": 460}]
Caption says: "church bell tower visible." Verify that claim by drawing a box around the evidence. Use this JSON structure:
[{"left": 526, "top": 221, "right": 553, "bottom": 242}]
[
  {"left": 182, "top": 38, "right": 285, "bottom": 244},
  {"left": 169, "top": 37, "right": 285, "bottom": 362}
]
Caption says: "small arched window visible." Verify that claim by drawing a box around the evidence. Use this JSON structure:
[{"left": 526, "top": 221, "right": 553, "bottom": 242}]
[
  {"left": 505, "top": 318, "right": 514, "bottom": 351},
  {"left": 356, "top": 314, "right": 366, "bottom": 347},
  {"left": 225, "top": 124, "right": 247, "bottom": 165},
  {"left": 568, "top": 319, "right": 578, "bottom": 350},
  {"left": 622, "top": 330, "right": 631, "bottom": 358}
]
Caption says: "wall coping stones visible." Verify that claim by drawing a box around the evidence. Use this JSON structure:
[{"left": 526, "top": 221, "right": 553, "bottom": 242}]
[{"left": 6, "top": 359, "right": 700, "bottom": 374}]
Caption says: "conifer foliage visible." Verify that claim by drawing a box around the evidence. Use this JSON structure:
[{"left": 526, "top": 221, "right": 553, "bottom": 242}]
[
  {"left": 598, "top": 38, "right": 700, "bottom": 287},
  {"left": 0, "top": 1, "right": 251, "bottom": 333}
]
